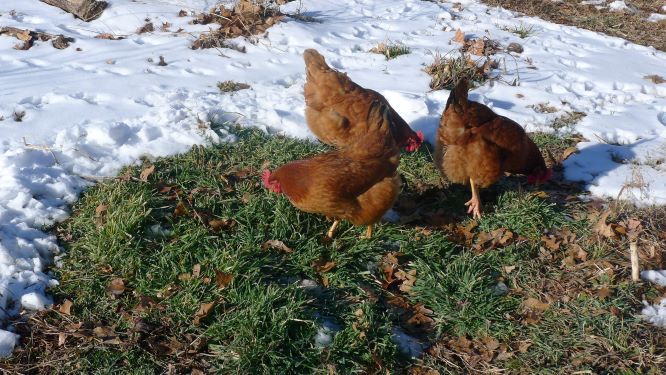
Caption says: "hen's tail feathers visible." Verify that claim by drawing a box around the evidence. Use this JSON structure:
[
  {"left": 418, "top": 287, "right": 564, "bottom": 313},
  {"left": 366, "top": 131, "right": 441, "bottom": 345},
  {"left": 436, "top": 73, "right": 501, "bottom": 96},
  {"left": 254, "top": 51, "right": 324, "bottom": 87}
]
[
  {"left": 445, "top": 77, "right": 470, "bottom": 111},
  {"left": 303, "top": 49, "right": 330, "bottom": 75}
]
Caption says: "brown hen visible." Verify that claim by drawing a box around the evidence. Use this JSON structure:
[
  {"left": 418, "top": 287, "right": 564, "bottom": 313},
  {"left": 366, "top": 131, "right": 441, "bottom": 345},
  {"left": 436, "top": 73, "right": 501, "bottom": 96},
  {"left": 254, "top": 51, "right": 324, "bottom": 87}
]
[
  {"left": 435, "top": 78, "right": 552, "bottom": 218},
  {"left": 264, "top": 100, "right": 401, "bottom": 238},
  {"left": 303, "top": 48, "right": 423, "bottom": 152}
]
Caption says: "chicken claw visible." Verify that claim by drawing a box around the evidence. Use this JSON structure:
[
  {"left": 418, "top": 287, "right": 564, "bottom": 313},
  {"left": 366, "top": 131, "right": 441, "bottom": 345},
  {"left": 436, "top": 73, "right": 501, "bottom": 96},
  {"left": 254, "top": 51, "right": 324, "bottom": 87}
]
[
  {"left": 465, "top": 197, "right": 482, "bottom": 219},
  {"left": 466, "top": 177, "right": 482, "bottom": 219}
]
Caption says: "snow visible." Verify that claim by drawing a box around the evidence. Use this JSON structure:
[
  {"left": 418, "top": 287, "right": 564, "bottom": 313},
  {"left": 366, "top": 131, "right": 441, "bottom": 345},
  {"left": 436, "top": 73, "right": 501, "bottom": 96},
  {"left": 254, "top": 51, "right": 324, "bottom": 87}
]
[
  {"left": 641, "top": 299, "right": 666, "bottom": 328},
  {"left": 0, "top": 0, "right": 664, "bottom": 355},
  {"left": 391, "top": 327, "right": 426, "bottom": 358},
  {"left": 641, "top": 270, "right": 666, "bottom": 286},
  {"left": 647, "top": 13, "right": 666, "bottom": 22},
  {"left": 607, "top": 1, "right": 629, "bottom": 12},
  {"left": 641, "top": 271, "right": 666, "bottom": 327},
  {"left": 0, "top": 330, "right": 18, "bottom": 358}
]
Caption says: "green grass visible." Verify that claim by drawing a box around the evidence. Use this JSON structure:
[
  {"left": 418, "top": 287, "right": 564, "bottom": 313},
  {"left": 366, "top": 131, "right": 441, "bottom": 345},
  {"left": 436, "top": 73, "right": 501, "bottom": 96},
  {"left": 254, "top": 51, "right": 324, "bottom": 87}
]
[
  {"left": 370, "top": 42, "right": 412, "bottom": 60},
  {"left": 3, "top": 126, "right": 665, "bottom": 374},
  {"left": 424, "top": 52, "right": 492, "bottom": 91},
  {"left": 477, "top": 191, "right": 568, "bottom": 238},
  {"left": 217, "top": 80, "right": 251, "bottom": 92},
  {"left": 501, "top": 22, "right": 537, "bottom": 39}
]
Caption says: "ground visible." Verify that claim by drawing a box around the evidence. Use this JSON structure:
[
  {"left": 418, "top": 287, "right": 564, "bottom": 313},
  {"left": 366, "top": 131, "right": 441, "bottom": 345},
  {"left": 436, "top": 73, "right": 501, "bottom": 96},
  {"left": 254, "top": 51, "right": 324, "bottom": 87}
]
[{"left": 0, "top": 0, "right": 665, "bottom": 373}]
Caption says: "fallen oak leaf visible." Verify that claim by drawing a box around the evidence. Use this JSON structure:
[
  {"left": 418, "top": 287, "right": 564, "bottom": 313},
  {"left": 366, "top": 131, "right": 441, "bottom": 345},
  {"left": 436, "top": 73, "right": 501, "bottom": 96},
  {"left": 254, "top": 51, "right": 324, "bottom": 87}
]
[
  {"left": 107, "top": 278, "right": 125, "bottom": 296},
  {"left": 139, "top": 164, "right": 155, "bottom": 182},
  {"left": 215, "top": 270, "right": 233, "bottom": 289},
  {"left": 59, "top": 299, "right": 73, "bottom": 315},
  {"left": 174, "top": 201, "right": 188, "bottom": 217},
  {"left": 261, "top": 239, "right": 293, "bottom": 253},
  {"left": 209, "top": 218, "right": 235, "bottom": 233},
  {"left": 312, "top": 259, "right": 336, "bottom": 273},
  {"left": 594, "top": 209, "right": 616, "bottom": 238},
  {"left": 522, "top": 297, "right": 549, "bottom": 312},
  {"left": 94, "top": 203, "right": 108, "bottom": 226},
  {"left": 193, "top": 302, "right": 215, "bottom": 326}
]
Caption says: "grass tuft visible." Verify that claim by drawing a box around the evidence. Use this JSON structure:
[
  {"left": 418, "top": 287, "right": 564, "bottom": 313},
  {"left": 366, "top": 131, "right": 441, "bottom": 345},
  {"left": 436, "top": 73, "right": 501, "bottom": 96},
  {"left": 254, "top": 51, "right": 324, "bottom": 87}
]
[
  {"left": 424, "top": 53, "right": 494, "bottom": 91},
  {"left": 370, "top": 42, "right": 411, "bottom": 60},
  {"left": 217, "top": 80, "right": 251, "bottom": 92}
]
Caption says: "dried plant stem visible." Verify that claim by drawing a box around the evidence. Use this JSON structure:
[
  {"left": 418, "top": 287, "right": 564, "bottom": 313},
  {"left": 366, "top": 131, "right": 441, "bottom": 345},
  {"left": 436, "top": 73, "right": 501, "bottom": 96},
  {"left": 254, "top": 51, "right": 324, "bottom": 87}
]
[{"left": 630, "top": 242, "right": 639, "bottom": 282}]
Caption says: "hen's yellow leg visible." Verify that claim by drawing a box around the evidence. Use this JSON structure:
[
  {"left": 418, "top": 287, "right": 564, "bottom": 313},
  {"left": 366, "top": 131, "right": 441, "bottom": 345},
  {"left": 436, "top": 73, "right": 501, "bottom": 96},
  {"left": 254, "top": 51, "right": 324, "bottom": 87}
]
[
  {"left": 464, "top": 177, "right": 482, "bottom": 219},
  {"left": 363, "top": 225, "right": 373, "bottom": 238},
  {"left": 327, "top": 220, "right": 340, "bottom": 238}
]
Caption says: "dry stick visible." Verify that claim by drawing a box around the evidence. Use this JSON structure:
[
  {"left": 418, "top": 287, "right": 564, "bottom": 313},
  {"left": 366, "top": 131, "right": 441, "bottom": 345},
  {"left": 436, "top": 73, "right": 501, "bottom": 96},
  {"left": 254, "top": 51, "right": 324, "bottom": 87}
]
[{"left": 630, "top": 241, "right": 640, "bottom": 282}]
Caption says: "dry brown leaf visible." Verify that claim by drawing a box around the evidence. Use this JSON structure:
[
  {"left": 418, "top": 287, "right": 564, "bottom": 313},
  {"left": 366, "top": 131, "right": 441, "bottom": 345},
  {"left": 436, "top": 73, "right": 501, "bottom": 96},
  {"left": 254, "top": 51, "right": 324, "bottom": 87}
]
[
  {"left": 93, "top": 326, "right": 115, "bottom": 338},
  {"left": 193, "top": 302, "right": 215, "bottom": 326},
  {"left": 468, "top": 38, "right": 485, "bottom": 56},
  {"left": 94, "top": 204, "right": 108, "bottom": 226},
  {"left": 209, "top": 218, "right": 235, "bottom": 232},
  {"left": 645, "top": 74, "right": 666, "bottom": 84},
  {"left": 139, "top": 164, "right": 155, "bottom": 182},
  {"left": 453, "top": 28, "right": 465, "bottom": 43},
  {"left": 95, "top": 33, "right": 121, "bottom": 40},
  {"left": 504, "top": 265, "right": 516, "bottom": 274},
  {"left": 215, "top": 270, "right": 233, "bottom": 289},
  {"left": 313, "top": 259, "right": 337, "bottom": 273},
  {"left": 261, "top": 239, "right": 293, "bottom": 253},
  {"left": 59, "top": 299, "right": 73, "bottom": 315},
  {"left": 178, "top": 273, "right": 191, "bottom": 281},
  {"left": 107, "top": 278, "right": 125, "bottom": 296},
  {"left": 58, "top": 333, "right": 66, "bottom": 347},
  {"left": 174, "top": 201, "right": 188, "bottom": 217},
  {"left": 522, "top": 297, "right": 549, "bottom": 312},
  {"left": 597, "top": 287, "right": 612, "bottom": 300},
  {"left": 517, "top": 341, "right": 532, "bottom": 353},
  {"left": 594, "top": 209, "right": 615, "bottom": 238},
  {"left": 562, "top": 146, "right": 578, "bottom": 160}
]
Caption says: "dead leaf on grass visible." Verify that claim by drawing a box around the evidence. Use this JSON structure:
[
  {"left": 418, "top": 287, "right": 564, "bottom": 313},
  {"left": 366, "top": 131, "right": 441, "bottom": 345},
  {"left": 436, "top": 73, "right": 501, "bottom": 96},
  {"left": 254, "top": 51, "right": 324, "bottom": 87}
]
[
  {"left": 215, "top": 270, "right": 233, "bottom": 289},
  {"left": 562, "top": 146, "right": 579, "bottom": 160},
  {"left": 59, "top": 299, "right": 73, "bottom": 315},
  {"left": 193, "top": 302, "right": 215, "bottom": 326},
  {"left": 209, "top": 218, "right": 235, "bottom": 232},
  {"left": 174, "top": 201, "right": 188, "bottom": 217},
  {"left": 94, "top": 203, "right": 108, "bottom": 226},
  {"left": 139, "top": 164, "right": 155, "bottom": 182},
  {"left": 261, "top": 239, "right": 293, "bottom": 253},
  {"left": 107, "top": 278, "right": 125, "bottom": 296},
  {"left": 312, "top": 259, "right": 336, "bottom": 273}
]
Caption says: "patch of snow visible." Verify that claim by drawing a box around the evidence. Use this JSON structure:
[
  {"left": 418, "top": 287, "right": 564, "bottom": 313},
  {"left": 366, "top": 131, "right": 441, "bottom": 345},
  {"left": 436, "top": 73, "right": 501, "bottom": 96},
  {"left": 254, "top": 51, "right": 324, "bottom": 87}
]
[
  {"left": 314, "top": 317, "right": 341, "bottom": 348},
  {"left": 391, "top": 327, "right": 426, "bottom": 358},
  {"left": 0, "top": 330, "right": 18, "bottom": 358},
  {"left": 608, "top": 1, "right": 629, "bottom": 11},
  {"left": 641, "top": 299, "right": 666, "bottom": 327},
  {"left": 647, "top": 13, "right": 666, "bottom": 22},
  {"left": 641, "top": 270, "right": 666, "bottom": 286}
]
